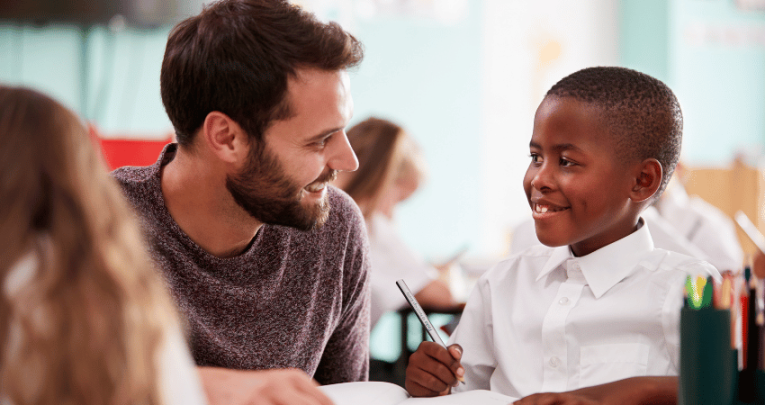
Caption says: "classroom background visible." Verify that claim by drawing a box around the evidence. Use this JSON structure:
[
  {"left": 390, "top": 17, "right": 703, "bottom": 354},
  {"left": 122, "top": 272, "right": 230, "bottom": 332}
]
[
  {"left": 2, "top": 0, "right": 764, "bottom": 365},
  {"left": 1, "top": 0, "right": 764, "bottom": 261}
]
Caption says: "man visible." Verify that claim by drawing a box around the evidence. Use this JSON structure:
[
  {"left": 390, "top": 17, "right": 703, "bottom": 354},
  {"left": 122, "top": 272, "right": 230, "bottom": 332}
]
[{"left": 113, "top": 1, "right": 370, "bottom": 404}]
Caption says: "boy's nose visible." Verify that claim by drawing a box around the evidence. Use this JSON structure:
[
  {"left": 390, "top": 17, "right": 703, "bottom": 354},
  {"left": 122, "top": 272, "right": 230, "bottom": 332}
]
[{"left": 531, "top": 164, "right": 554, "bottom": 191}]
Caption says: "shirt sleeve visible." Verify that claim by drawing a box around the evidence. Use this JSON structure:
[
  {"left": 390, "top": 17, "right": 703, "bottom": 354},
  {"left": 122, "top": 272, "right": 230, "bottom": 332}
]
[
  {"left": 449, "top": 274, "right": 496, "bottom": 392},
  {"left": 313, "top": 207, "right": 371, "bottom": 385}
]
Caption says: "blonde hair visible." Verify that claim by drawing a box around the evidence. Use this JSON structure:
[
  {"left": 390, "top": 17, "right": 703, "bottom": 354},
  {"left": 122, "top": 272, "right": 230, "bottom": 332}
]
[
  {"left": 0, "top": 86, "right": 177, "bottom": 405},
  {"left": 341, "top": 117, "right": 427, "bottom": 218}
]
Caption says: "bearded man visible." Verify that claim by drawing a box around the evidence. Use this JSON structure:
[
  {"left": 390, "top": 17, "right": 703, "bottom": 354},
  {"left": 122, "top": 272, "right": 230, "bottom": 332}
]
[{"left": 113, "top": 1, "right": 369, "bottom": 404}]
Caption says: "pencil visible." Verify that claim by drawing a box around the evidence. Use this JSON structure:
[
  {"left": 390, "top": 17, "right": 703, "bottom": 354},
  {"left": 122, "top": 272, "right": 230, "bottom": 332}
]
[
  {"left": 396, "top": 279, "right": 465, "bottom": 384},
  {"left": 746, "top": 267, "right": 757, "bottom": 371}
]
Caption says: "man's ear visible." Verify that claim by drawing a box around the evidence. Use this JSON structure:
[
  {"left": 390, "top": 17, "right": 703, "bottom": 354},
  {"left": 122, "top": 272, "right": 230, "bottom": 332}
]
[
  {"left": 630, "top": 158, "right": 662, "bottom": 203},
  {"left": 201, "top": 111, "right": 249, "bottom": 164}
]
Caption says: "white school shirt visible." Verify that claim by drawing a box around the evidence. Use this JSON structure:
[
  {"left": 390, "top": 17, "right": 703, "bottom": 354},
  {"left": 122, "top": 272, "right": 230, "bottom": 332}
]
[
  {"left": 367, "top": 213, "right": 439, "bottom": 327},
  {"left": 2, "top": 250, "right": 208, "bottom": 405},
  {"left": 450, "top": 220, "right": 719, "bottom": 399},
  {"left": 655, "top": 185, "right": 744, "bottom": 272}
]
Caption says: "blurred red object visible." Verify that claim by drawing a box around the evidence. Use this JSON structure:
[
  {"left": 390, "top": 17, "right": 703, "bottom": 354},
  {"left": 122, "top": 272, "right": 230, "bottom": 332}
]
[{"left": 89, "top": 124, "right": 173, "bottom": 171}]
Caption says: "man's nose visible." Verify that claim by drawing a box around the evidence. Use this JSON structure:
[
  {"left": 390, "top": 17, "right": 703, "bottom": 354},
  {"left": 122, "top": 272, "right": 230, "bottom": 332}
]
[{"left": 329, "top": 132, "right": 359, "bottom": 172}]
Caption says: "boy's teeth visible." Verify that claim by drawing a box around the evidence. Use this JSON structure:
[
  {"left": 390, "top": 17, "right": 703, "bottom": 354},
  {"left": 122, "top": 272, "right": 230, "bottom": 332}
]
[{"left": 535, "top": 204, "right": 548, "bottom": 213}]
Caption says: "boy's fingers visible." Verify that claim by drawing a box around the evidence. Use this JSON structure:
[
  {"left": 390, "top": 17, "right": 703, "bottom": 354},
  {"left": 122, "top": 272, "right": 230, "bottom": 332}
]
[
  {"left": 419, "top": 342, "right": 463, "bottom": 374},
  {"left": 405, "top": 378, "right": 437, "bottom": 397},
  {"left": 448, "top": 344, "right": 463, "bottom": 360},
  {"left": 406, "top": 342, "right": 462, "bottom": 395},
  {"left": 411, "top": 349, "right": 459, "bottom": 387},
  {"left": 446, "top": 344, "right": 465, "bottom": 382},
  {"left": 407, "top": 366, "right": 452, "bottom": 395}
]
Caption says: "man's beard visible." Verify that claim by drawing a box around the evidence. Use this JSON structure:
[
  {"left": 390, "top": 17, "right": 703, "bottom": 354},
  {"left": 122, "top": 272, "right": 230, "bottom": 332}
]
[{"left": 226, "top": 142, "right": 336, "bottom": 231}]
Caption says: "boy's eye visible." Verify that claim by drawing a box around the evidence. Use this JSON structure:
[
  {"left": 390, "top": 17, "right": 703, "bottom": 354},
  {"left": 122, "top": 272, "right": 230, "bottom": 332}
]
[
  {"left": 529, "top": 153, "right": 542, "bottom": 163},
  {"left": 559, "top": 158, "right": 575, "bottom": 167}
]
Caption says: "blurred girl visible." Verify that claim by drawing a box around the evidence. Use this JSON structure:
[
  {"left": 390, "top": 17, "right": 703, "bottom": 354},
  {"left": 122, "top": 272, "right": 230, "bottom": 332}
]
[
  {"left": 335, "top": 117, "right": 461, "bottom": 328},
  {"left": 0, "top": 86, "right": 205, "bottom": 405}
]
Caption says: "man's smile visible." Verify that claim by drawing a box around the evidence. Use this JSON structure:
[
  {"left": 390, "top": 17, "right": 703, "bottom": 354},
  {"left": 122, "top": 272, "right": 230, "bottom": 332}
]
[{"left": 304, "top": 181, "right": 328, "bottom": 193}]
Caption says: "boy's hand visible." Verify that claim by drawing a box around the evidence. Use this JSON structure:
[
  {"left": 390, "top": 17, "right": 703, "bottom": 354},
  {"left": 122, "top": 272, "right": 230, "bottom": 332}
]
[
  {"left": 512, "top": 376, "right": 677, "bottom": 405},
  {"left": 405, "top": 342, "right": 465, "bottom": 397}
]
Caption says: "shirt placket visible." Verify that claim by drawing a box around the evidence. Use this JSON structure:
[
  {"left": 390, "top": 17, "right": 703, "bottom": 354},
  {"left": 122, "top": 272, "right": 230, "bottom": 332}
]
[{"left": 540, "top": 260, "right": 586, "bottom": 392}]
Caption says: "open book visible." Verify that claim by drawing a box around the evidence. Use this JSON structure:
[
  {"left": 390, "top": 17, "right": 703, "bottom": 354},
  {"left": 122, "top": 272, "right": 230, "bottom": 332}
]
[{"left": 319, "top": 381, "right": 518, "bottom": 405}]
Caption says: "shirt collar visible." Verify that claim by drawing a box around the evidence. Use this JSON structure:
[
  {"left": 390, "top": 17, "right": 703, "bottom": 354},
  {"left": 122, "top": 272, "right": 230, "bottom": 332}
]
[{"left": 536, "top": 218, "right": 655, "bottom": 298}]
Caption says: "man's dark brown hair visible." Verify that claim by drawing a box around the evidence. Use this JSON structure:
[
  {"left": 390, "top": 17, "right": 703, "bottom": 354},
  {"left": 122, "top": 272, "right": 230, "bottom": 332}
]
[{"left": 160, "top": 0, "right": 364, "bottom": 146}]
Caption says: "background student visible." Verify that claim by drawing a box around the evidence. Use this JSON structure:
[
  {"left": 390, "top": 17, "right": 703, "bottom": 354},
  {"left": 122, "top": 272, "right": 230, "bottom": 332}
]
[
  {"left": 335, "top": 117, "right": 463, "bottom": 328},
  {"left": 404, "top": 66, "right": 718, "bottom": 404},
  {"left": 0, "top": 85, "right": 206, "bottom": 405},
  {"left": 653, "top": 161, "right": 744, "bottom": 272}
]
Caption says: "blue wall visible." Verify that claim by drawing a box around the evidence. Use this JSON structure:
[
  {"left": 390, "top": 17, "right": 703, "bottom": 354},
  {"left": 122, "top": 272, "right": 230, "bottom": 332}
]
[
  {"left": 348, "top": 3, "right": 483, "bottom": 260},
  {"left": 670, "top": 0, "right": 765, "bottom": 165},
  {"left": 620, "top": 0, "right": 765, "bottom": 166},
  {"left": 0, "top": 23, "right": 172, "bottom": 134}
]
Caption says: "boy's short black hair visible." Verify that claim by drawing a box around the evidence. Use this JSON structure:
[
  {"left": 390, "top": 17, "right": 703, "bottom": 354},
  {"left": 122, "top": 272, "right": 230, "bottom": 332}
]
[{"left": 546, "top": 66, "right": 682, "bottom": 198}]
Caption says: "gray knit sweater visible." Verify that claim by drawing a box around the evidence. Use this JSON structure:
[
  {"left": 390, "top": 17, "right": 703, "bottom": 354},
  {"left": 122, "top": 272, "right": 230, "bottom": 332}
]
[{"left": 113, "top": 144, "right": 371, "bottom": 384}]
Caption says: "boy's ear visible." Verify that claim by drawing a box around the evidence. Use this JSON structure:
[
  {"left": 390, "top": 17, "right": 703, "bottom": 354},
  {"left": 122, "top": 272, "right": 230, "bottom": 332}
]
[
  {"left": 201, "top": 111, "right": 250, "bottom": 164},
  {"left": 630, "top": 158, "right": 662, "bottom": 203}
]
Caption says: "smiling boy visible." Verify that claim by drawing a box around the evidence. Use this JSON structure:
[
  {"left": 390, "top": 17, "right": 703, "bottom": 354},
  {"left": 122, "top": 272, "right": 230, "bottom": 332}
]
[{"left": 405, "top": 67, "right": 719, "bottom": 404}]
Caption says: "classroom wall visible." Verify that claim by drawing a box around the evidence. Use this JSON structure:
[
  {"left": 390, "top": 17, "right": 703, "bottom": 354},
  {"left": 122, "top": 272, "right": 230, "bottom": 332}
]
[
  {"left": 619, "top": 0, "right": 765, "bottom": 167},
  {"left": 619, "top": 0, "right": 670, "bottom": 83},
  {"left": 0, "top": 23, "right": 174, "bottom": 135},
  {"left": 669, "top": 0, "right": 765, "bottom": 166},
  {"left": 346, "top": 0, "right": 484, "bottom": 262}
]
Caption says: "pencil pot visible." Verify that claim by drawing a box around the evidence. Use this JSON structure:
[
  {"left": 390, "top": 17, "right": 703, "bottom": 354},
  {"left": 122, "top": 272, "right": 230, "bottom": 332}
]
[{"left": 679, "top": 307, "right": 737, "bottom": 405}]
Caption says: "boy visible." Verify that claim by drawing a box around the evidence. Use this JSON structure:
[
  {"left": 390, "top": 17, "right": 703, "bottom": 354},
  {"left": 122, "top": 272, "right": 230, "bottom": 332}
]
[{"left": 405, "top": 66, "right": 719, "bottom": 404}]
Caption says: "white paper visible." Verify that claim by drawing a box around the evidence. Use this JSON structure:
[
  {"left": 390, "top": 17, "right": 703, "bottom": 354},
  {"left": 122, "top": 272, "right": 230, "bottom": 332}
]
[
  {"left": 320, "top": 381, "right": 410, "bottom": 405},
  {"left": 405, "top": 390, "right": 517, "bottom": 405},
  {"left": 320, "top": 382, "right": 518, "bottom": 405}
]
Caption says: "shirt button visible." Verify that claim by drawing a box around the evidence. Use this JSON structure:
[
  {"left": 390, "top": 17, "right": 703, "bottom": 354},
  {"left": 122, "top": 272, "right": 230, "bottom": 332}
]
[
  {"left": 559, "top": 297, "right": 569, "bottom": 305},
  {"left": 549, "top": 357, "right": 560, "bottom": 367}
]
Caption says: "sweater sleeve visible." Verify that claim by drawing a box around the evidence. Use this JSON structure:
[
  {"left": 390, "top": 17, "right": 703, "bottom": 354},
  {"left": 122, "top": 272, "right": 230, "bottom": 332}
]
[{"left": 313, "top": 200, "right": 371, "bottom": 384}]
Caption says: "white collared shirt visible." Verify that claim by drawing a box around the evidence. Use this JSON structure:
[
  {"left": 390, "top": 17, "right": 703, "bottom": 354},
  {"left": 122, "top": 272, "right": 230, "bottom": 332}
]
[{"left": 451, "top": 220, "right": 719, "bottom": 398}]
